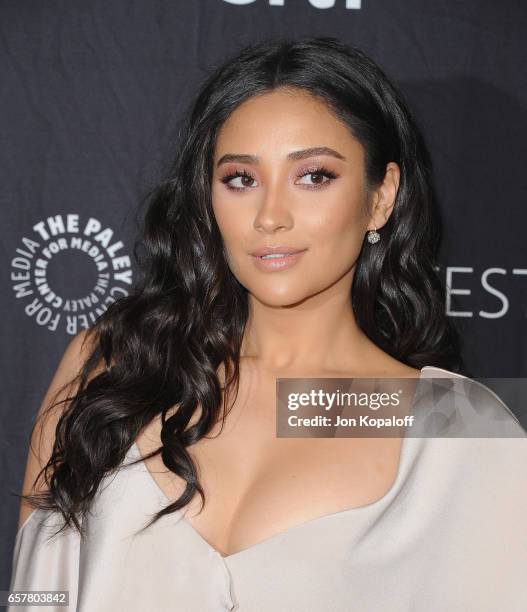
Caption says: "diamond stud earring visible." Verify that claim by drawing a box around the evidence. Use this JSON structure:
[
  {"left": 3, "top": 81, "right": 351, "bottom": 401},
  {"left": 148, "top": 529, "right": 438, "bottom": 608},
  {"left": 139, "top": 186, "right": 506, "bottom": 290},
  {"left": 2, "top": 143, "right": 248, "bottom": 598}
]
[{"left": 367, "top": 225, "right": 380, "bottom": 244}]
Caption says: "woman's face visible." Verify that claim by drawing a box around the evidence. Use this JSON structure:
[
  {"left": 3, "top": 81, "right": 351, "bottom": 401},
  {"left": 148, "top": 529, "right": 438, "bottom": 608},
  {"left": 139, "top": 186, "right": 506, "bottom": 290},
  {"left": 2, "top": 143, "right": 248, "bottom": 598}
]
[{"left": 211, "top": 87, "right": 397, "bottom": 307}]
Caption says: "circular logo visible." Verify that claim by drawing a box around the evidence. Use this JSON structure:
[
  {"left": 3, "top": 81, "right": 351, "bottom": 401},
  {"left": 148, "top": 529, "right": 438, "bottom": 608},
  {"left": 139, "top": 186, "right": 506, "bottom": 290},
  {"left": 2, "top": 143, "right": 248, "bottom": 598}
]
[{"left": 10, "top": 213, "right": 133, "bottom": 334}]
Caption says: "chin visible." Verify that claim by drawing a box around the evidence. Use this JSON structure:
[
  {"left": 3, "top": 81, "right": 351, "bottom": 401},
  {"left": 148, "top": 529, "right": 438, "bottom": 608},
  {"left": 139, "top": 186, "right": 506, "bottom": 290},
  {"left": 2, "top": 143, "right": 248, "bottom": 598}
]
[{"left": 248, "top": 287, "right": 312, "bottom": 308}]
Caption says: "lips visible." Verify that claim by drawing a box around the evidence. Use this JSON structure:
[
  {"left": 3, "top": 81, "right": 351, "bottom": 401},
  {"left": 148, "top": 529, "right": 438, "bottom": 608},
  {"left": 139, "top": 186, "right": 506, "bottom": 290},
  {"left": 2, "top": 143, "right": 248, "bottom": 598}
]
[
  {"left": 251, "top": 248, "right": 307, "bottom": 271},
  {"left": 251, "top": 245, "right": 307, "bottom": 258}
]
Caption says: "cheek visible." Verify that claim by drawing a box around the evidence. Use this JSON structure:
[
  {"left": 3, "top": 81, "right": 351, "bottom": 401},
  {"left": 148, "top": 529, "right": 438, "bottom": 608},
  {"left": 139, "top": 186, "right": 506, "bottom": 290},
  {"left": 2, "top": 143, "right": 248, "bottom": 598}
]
[
  {"left": 211, "top": 193, "right": 243, "bottom": 243},
  {"left": 211, "top": 195, "right": 253, "bottom": 276},
  {"left": 305, "top": 194, "right": 366, "bottom": 252}
]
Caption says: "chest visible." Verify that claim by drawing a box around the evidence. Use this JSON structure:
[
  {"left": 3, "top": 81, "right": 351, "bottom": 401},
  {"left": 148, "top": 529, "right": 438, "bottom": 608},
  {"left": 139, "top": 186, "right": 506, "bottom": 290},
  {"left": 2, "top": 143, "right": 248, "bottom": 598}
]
[{"left": 135, "top": 378, "right": 404, "bottom": 557}]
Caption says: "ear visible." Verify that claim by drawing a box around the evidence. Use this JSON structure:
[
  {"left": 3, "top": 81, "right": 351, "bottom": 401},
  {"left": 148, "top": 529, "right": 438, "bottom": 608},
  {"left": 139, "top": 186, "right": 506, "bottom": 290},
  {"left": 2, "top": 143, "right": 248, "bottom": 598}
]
[{"left": 366, "top": 162, "right": 400, "bottom": 231}]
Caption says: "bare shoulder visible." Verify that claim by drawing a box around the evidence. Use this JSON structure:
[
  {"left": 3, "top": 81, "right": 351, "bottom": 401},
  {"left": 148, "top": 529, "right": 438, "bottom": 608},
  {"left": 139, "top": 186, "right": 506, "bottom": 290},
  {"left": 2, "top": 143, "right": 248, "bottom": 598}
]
[
  {"left": 357, "top": 342, "right": 422, "bottom": 379},
  {"left": 17, "top": 329, "right": 103, "bottom": 530},
  {"left": 373, "top": 356, "right": 422, "bottom": 379}
]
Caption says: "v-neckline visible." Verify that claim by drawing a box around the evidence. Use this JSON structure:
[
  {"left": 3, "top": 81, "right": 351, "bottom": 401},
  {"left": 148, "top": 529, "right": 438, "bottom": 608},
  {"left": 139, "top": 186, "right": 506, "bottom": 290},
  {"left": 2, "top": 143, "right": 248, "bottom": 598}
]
[{"left": 130, "top": 366, "right": 438, "bottom": 561}]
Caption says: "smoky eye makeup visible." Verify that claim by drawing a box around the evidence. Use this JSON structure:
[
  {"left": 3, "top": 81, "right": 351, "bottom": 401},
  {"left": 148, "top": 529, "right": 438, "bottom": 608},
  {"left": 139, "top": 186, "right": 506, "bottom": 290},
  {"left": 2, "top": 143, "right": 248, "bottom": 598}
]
[
  {"left": 219, "top": 169, "right": 256, "bottom": 191},
  {"left": 218, "top": 163, "right": 340, "bottom": 192},
  {"left": 294, "top": 164, "right": 339, "bottom": 190}
]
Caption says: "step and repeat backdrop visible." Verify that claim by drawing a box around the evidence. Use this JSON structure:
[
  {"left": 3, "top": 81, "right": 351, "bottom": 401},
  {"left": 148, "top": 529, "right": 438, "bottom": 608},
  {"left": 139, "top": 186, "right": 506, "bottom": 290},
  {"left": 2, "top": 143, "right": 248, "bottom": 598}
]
[{"left": 1, "top": 0, "right": 526, "bottom": 586}]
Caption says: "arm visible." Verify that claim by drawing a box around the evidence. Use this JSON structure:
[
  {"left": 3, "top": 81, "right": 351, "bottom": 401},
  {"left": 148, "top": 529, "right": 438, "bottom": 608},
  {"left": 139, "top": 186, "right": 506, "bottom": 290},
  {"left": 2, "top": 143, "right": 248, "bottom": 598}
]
[{"left": 18, "top": 328, "right": 103, "bottom": 528}]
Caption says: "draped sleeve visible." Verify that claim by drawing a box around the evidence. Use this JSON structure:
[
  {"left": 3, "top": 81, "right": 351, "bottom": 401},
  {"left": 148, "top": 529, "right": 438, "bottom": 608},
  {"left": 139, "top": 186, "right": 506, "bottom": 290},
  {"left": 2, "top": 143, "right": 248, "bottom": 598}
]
[{"left": 8, "top": 508, "right": 81, "bottom": 612}]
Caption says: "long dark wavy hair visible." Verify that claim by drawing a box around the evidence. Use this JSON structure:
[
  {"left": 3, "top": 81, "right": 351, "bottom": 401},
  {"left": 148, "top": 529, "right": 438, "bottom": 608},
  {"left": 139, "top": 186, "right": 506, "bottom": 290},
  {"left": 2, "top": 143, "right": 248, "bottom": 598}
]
[{"left": 20, "top": 36, "right": 463, "bottom": 538}]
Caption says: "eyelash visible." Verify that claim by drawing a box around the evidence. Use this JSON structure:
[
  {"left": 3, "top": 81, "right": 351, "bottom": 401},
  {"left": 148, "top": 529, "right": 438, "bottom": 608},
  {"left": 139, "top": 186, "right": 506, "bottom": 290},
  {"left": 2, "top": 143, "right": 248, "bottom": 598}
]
[{"left": 219, "top": 165, "right": 339, "bottom": 192}]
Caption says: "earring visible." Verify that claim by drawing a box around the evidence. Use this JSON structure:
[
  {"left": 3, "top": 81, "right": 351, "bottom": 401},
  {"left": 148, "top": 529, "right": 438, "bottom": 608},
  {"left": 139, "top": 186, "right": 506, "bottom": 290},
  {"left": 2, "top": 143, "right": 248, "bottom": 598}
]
[{"left": 367, "top": 225, "right": 380, "bottom": 244}]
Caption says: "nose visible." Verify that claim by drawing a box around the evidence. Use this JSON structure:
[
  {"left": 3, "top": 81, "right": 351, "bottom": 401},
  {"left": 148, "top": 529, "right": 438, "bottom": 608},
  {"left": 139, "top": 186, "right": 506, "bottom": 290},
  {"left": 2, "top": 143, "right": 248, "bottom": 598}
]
[{"left": 253, "top": 179, "right": 293, "bottom": 233}]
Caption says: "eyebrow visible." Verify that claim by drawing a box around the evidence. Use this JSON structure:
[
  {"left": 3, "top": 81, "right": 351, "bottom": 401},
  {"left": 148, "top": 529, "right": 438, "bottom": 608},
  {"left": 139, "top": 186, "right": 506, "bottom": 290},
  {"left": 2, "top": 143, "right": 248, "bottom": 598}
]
[{"left": 216, "top": 146, "right": 346, "bottom": 167}]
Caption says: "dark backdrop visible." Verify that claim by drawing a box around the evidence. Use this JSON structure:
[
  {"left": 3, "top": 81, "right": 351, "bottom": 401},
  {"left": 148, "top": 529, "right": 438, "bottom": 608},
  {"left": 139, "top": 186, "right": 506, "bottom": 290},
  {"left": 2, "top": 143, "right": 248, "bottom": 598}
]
[{"left": 2, "top": 0, "right": 526, "bottom": 588}]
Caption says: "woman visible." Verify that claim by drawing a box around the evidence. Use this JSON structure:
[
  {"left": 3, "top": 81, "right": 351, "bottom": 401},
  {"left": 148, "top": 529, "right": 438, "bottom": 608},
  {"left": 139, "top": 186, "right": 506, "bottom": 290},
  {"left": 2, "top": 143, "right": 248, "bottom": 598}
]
[{"left": 9, "top": 37, "right": 526, "bottom": 611}]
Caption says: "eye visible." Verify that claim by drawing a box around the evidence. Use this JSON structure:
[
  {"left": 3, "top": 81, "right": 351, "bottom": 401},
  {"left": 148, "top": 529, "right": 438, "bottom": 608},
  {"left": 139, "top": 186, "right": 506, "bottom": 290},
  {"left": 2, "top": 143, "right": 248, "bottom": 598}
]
[
  {"left": 296, "top": 165, "right": 339, "bottom": 190},
  {"left": 219, "top": 165, "right": 339, "bottom": 192},
  {"left": 220, "top": 169, "right": 258, "bottom": 192}
]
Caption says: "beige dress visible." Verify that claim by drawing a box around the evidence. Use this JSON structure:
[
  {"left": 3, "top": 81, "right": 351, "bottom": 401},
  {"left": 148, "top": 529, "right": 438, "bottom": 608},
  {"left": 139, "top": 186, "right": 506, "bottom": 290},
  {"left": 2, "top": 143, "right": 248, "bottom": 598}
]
[{"left": 8, "top": 366, "right": 527, "bottom": 611}]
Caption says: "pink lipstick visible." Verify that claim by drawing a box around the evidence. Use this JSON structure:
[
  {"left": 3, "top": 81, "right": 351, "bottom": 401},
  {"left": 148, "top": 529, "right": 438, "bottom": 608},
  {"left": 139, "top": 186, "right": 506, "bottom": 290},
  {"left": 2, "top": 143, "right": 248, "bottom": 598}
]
[{"left": 250, "top": 245, "right": 307, "bottom": 272}]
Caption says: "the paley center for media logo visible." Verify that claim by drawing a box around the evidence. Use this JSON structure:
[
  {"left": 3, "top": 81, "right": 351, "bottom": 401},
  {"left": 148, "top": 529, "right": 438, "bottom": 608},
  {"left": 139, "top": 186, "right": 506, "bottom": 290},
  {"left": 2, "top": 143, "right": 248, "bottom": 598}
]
[{"left": 10, "top": 213, "right": 133, "bottom": 334}]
